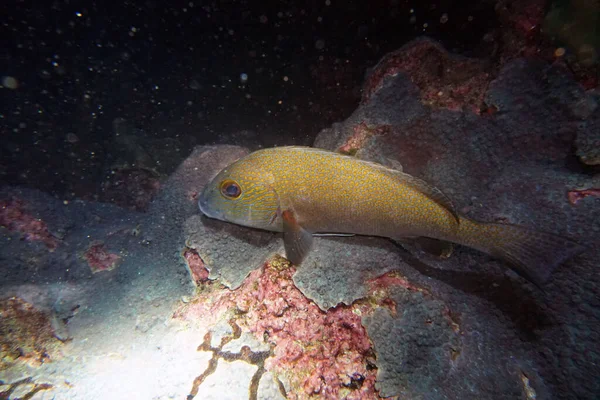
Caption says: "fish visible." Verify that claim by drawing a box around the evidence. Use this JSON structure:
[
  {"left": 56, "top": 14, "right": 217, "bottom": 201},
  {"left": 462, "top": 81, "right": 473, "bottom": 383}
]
[{"left": 198, "top": 146, "right": 586, "bottom": 287}]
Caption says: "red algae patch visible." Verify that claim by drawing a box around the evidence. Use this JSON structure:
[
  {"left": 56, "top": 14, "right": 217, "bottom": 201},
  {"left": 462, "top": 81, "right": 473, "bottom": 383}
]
[
  {"left": 83, "top": 242, "right": 121, "bottom": 273},
  {"left": 568, "top": 188, "right": 600, "bottom": 205},
  {"left": 0, "top": 198, "right": 59, "bottom": 250},
  {"left": 100, "top": 167, "right": 161, "bottom": 211},
  {"left": 174, "top": 256, "right": 379, "bottom": 399},
  {"left": 367, "top": 271, "right": 426, "bottom": 294},
  {"left": 338, "top": 123, "right": 393, "bottom": 156},
  {"left": 362, "top": 39, "right": 491, "bottom": 113},
  {"left": 183, "top": 248, "right": 210, "bottom": 285}
]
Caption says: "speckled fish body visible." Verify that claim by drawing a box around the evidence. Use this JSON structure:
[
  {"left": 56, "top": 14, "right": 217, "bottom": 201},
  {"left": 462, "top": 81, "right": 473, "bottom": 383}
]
[
  {"left": 233, "top": 147, "right": 455, "bottom": 236},
  {"left": 199, "top": 146, "right": 585, "bottom": 287}
]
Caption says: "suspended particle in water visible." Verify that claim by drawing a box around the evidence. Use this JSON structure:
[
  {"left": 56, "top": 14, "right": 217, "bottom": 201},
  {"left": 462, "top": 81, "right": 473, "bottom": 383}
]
[
  {"left": 66, "top": 133, "right": 80, "bottom": 143},
  {"left": 240, "top": 73, "right": 248, "bottom": 83},
  {"left": 440, "top": 13, "right": 448, "bottom": 24},
  {"left": 2, "top": 76, "right": 18, "bottom": 89}
]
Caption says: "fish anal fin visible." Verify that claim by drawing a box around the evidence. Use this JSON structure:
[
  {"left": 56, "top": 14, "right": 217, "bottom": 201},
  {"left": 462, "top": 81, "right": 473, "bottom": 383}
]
[{"left": 282, "top": 209, "right": 313, "bottom": 265}]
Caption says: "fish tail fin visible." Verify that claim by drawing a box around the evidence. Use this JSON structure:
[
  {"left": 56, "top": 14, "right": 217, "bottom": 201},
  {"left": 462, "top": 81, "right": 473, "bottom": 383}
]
[{"left": 455, "top": 218, "right": 587, "bottom": 288}]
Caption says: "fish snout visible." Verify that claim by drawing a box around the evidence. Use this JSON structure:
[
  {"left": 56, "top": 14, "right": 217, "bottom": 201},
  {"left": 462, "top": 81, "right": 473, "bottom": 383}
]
[{"left": 198, "top": 190, "right": 213, "bottom": 217}]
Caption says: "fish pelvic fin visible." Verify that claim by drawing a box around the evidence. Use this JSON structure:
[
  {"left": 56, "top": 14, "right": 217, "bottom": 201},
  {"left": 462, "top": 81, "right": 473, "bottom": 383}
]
[
  {"left": 281, "top": 209, "right": 313, "bottom": 265},
  {"left": 456, "top": 218, "right": 587, "bottom": 288}
]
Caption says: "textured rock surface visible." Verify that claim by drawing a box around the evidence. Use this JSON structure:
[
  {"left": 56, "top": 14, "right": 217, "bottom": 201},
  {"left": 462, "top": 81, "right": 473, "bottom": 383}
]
[
  {"left": 199, "top": 360, "right": 258, "bottom": 400},
  {"left": 184, "top": 214, "right": 282, "bottom": 288},
  {"left": 361, "top": 38, "right": 492, "bottom": 113},
  {"left": 222, "top": 331, "right": 270, "bottom": 354},
  {"left": 257, "top": 371, "right": 286, "bottom": 400},
  {"left": 293, "top": 236, "right": 401, "bottom": 310},
  {"left": 362, "top": 287, "right": 459, "bottom": 398},
  {"left": 574, "top": 91, "right": 600, "bottom": 165}
]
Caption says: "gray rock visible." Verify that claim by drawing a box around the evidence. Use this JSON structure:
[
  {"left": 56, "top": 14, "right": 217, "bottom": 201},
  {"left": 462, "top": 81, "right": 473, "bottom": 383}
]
[
  {"left": 221, "top": 331, "right": 270, "bottom": 354},
  {"left": 184, "top": 214, "right": 282, "bottom": 289},
  {"left": 362, "top": 287, "right": 459, "bottom": 398},
  {"left": 197, "top": 359, "right": 257, "bottom": 399},
  {"left": 292, "top": 236, "right": 401, "bottom": 310},
  {"left": 209, "top": 319, "right": 234, "bottom": 348},
  {"left": 257, "top": 371, "right": 286, "bottom": 400}
]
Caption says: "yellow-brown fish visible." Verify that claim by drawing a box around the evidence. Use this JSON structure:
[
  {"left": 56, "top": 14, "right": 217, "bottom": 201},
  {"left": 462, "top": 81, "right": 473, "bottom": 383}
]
[{"left": 199, "top": 146, "right": 585, "bottom": 287}]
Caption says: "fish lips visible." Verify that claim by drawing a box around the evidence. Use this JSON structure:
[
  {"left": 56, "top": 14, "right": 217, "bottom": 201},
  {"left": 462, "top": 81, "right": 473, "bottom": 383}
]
[{"left": 198, "top": 187, "right": 221, "bottom": 220}]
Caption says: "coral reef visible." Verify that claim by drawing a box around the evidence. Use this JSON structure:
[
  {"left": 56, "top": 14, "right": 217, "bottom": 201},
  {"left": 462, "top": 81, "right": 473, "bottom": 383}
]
[
  {"left": 175, "top": 256, "right": 378, "bottom": 399},
  {"left": 177, "top": 45, "right": 599, "bottom": 396},
  {"left": 0, "top": 24, "right": 598, "bottom": 399}
]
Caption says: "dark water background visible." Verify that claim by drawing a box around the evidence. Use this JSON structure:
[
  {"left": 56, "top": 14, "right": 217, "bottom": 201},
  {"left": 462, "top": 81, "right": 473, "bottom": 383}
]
[{"left": 1, "top": 0, "right": 498, "bottom": 200}]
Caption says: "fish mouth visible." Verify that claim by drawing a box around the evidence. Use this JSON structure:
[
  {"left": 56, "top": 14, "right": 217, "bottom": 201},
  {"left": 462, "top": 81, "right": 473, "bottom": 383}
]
[
  {"left": 198, "top": 188, "right": 230, "bottom": 222},
  {"left": 198, "top": 191, "right": 216, "bottom": 218}
]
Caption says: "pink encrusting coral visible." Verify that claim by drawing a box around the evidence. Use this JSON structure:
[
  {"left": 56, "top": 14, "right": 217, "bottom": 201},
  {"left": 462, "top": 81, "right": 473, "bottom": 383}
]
[
  {"left": 338, "top": 123, "right": 392, "bottom": 155},
  {"left": 241, "top": 261, "right": 376, "bottom": 398},
  {"left": 175, "top": 256, "right": 379, "bottom": 399},
  {"left": 83, "top": 242, "right": 121, "bottom": 273},
  {"left": 567, "top": 188, "right": 600, "bottom": 205},
  {"left": 183, "top": 248, "right": 210, "bottom": 285},
  {"left": 0, "top": 198, "right": 59, "bottom": 250}
]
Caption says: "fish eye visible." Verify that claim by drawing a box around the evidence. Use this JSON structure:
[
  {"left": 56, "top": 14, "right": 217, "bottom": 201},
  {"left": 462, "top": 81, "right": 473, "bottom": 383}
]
[{"left": 220, "top": 179, "right": 242, "bottom": 199}]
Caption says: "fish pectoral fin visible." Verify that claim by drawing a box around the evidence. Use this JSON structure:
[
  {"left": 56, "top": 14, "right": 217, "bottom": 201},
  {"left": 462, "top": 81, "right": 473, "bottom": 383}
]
[
  {"left": 282, "top": 210, "right": 313, "bottom": 265},
  {"left": 394, "top": 236, "right": 454, "bottom": 259}
]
